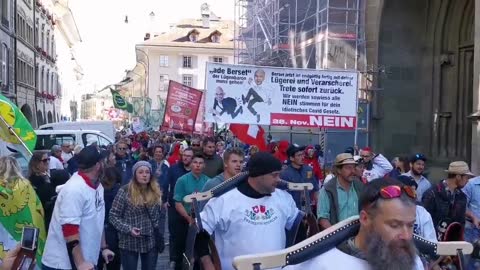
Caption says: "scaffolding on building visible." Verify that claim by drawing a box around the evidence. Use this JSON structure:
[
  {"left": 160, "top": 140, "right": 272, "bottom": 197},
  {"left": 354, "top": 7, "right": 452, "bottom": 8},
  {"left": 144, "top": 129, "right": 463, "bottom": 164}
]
[{"left": 234, "top": 0, "right": 368, "bottom": 165}]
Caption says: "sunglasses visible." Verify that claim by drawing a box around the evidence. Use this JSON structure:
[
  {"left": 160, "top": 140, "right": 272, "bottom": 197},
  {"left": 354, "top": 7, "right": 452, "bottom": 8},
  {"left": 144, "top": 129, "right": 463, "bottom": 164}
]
[
  {"left": 192, "top": 144, "right": 200, "bottom": 147},
  {"left": 371, "top": 185, "right": 416, "bottom": 203}
]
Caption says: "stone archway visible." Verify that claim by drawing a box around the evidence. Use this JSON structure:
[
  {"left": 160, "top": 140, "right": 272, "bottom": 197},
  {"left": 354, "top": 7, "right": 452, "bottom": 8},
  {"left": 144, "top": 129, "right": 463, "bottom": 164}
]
[
  {"left": 36, "top": 110, "right": 44, "bottom": 126},
  {"left": 365, "top": 0, "right": 474, "bottom": 166},
  {"left": 47, "top": 111, "right": 53, "bottom": 123},
  {"left": 20, "top": 104, "right": 34, "bottom": 125}
]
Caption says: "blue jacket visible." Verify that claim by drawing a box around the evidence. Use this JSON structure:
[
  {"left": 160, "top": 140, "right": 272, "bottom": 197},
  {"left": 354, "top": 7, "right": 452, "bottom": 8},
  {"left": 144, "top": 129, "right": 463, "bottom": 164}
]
[
  {"left": 115, "top": 154, "right": 134, "bottom": 186},
  {"left": 280, "top": 164, "right": 320, "bottom": 209},
  {"left": 166, "top": 162, "right": 190, "bottom": 205},
  {"left": 150, "top": 159, "right": 170, "bottom": 203}
]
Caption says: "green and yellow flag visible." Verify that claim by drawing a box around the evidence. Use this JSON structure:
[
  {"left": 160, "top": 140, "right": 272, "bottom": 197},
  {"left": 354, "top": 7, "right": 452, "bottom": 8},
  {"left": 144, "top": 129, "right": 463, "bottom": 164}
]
[
  {"left": 0, "top": 179, "right": 47, "bottom": 267},
  {"left": 111, "top": 89, "right": 133, "bottom": 113},
  {"left": 0, "top": 94, "right": 37, "bottom": 153}
]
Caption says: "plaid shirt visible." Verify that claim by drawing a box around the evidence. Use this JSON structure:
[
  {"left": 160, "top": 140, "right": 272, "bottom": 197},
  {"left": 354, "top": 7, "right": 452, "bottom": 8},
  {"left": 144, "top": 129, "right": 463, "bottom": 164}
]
[{"left": 109, "top": 185, "right": 165, "bottom": 253}]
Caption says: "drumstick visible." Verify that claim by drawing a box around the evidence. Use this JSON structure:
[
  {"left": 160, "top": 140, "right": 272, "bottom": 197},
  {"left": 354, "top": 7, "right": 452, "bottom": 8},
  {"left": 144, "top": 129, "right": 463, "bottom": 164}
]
[
  {"left": 232, "top": 216, "right": 360, "bottom": 270},
  {"left": 184, "top": 172, "right": 248, "bottom": 203},
  {"left": 232, "top": 216, "right": 474, "bottom": 270}
]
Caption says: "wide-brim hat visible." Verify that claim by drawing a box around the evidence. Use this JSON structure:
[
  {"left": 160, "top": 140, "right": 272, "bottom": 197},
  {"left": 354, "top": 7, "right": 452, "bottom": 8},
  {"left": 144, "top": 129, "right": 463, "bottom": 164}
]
[
  {"left": 335, "top": 153, "right": 357, "bottom": 166},
  {"left": 445, "top": 161, "right": 475, "bottom": 176}
]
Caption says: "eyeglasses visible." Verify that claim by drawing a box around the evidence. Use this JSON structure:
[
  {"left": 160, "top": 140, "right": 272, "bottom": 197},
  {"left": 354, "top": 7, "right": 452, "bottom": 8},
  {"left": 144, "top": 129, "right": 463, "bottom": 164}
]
[
  {"left": 41, "top": 158, "right": 50, "bottom": 163},
  {"left": 370, "top": 185, "right": 416, "bottom": 203}
]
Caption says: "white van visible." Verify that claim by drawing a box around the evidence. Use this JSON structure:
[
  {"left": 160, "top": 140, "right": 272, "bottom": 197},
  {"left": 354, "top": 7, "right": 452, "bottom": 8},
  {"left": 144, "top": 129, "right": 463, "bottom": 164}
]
[
  {"left": 38, "top": 120, "right": 116, "bottom": 141},
  {"left": 34, "top": 130, "right": 114, "bottom": 151}
]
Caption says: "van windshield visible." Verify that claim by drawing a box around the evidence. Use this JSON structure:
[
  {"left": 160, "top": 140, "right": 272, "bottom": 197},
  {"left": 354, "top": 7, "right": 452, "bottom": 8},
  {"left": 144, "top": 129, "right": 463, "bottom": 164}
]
[{"left": 35, "top": 134, "right": 75, "bottom": 150}]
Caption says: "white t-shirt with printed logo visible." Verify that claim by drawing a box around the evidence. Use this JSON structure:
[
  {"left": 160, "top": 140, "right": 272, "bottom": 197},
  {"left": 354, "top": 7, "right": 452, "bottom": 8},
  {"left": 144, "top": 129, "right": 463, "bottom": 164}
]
[
  {"left": 200, "top": 188, "right": 299, "bottom": 270},
  {"left": 42, "top": 173, "right": 105, "bottom": 269}
]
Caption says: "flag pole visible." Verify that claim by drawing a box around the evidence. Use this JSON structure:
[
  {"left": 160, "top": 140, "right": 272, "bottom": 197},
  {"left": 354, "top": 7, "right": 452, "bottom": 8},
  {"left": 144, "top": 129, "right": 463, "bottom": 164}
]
[{"left": 0, "top": 114, "right": 33, "bottom": 157}]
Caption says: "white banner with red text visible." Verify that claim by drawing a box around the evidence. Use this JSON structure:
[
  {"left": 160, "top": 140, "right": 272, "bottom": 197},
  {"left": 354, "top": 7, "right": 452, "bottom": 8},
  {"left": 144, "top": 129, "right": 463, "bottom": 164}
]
[{"left": 204, "top": 63, "right": 358, "bottom": 129}]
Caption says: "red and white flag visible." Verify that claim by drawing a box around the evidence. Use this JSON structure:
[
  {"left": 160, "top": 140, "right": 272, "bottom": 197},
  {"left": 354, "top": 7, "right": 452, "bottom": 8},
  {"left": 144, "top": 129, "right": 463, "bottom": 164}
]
[{"left": 229, "top": 123, "right": 267, "bottom": 151}]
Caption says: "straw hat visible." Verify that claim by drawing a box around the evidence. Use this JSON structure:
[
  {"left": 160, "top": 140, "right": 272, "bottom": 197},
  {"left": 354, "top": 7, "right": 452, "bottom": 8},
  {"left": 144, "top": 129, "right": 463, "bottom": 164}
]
[{"left": 445, "top": 161, "right": 475, "bottom": 176}]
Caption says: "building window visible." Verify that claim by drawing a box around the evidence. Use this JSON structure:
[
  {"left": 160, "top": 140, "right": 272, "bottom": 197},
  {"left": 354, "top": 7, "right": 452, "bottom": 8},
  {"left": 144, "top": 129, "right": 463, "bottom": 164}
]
[
  {"left": 213, "top": 57, "right": 223, "bottom": 63},
  {"left": 182, "top": 75, "right": 193, "bottom": 87},
  {"left": 35, "top": 20, "right": 39, "bottom": 47},
  {"left": 1, "top": 0, "right": 8, "bottom": 27},
  {"left": 189, "top": 33, "right": 198, "bottom": 42},
  {"left": 1, "top": 44, "right": 7, "bottom": 87},
  {"left": 41, "top": 24, "right": 44, "bottom": 49},
  {"left": 159, "top": 74, "right": 169, "bottom": 91},
  {"left": 46, "top": 30, "right": 50, "bottom": 55},
  {"left": 40, "top": 67, "right": 44, "bottom": 91},
  {"left": 159, "top": 55, "right": 168, "bottom": 67},
  {"left": 183, "top": 56, "right": 192, "bottom": 68},
  {"left": 211, "top": 34, "right": 220, "bottom": 43}
]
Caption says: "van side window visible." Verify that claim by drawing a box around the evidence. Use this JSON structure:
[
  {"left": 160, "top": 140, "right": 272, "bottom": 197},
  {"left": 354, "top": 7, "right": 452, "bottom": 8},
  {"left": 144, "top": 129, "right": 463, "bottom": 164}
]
[
  {"left": 83, "top": 133, "right": 100, "bottom": 147},
  {"left": 98, "top": 136, "right": 111, "bottom": 149},
  {"left": 35, "top": 134, "right": 75, "bottom": 150}
]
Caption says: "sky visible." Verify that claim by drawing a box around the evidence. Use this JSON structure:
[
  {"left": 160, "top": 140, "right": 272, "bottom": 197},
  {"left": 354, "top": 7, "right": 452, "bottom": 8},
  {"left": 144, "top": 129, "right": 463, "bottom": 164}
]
[{"left": 69, "top": 0, "right": 235, "bottom": 92}]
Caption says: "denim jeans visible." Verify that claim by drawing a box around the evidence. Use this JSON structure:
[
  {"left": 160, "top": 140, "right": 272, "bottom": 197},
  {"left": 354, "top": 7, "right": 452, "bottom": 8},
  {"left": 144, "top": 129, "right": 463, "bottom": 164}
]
[
  {"left": 120, "top": 249, "right": 158, "bottom": 270},
  {"left": 465, "top": 224, "right": 480, "bottom": 270}
]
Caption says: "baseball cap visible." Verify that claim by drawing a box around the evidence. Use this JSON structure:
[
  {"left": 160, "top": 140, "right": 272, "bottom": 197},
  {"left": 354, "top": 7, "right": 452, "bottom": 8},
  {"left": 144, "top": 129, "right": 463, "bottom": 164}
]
[
  {"left": 286, "top": 145, "right": 306, "bottom": 158},
  {"left": 77, "top": 145, "right": 106, "bottom": 169},
  {"left": 410, "top": 153, "right": 427, "bottom": 163}
]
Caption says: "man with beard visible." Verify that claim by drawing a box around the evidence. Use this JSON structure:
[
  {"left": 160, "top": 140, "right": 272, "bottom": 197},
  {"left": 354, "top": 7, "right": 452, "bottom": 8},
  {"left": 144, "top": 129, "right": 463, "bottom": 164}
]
[
  {"left": 166, "top": 148, "right": 194, "bottom": 269},
  {"left": 359, "top": 147, "right": 393, "bottom": 182},
  {"left": 286, "top": 177, "right": 424, "bottom": 270},
  {"left": 318, "top": 153, "right": 365, "bottom": 229},
  {"left": 202, "top": 137, "right": 224, "bottom": 178},
  {"left": 422, "top": 161, "right": 474, "bottom": 241},
  {"left": 402, "top": 153, "right": 431, "bottom": 202},
  {"left": 201, "top": 147, "right": 245, "bottom": 192}
]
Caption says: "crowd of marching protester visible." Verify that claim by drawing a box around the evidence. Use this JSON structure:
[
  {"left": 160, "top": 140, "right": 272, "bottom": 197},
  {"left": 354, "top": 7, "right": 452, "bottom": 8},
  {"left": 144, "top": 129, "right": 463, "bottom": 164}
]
[{"left": 0, "top": 129, "right": 479, "bottom": 270}]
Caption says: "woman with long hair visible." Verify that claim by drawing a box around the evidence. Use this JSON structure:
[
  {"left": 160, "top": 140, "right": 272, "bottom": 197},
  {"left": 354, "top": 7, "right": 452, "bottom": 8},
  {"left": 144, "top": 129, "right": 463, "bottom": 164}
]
[
  {"left": 28, "top": 151, "right": 56, "bottom": 228},
  {"left": 109, "top": 161, "right": 165, "bottom": 270}
]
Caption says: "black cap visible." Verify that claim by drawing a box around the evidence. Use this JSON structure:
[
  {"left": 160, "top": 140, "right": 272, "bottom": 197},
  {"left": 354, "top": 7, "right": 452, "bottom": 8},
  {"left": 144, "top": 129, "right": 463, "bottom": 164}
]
[
  {"left": 396, "top": 175, "right": 418, "bottom": 189},
  {"left": 248, "top": 152, "right": 282, "bottom": 177},
  {"left": 410, "top": 153, "right": 427, "bottom": 163},
  {"left": 77, "top": 145, "right": 105, "bottom": 169},
  {"left": 286, "top": 145, "right": 306, "bottom": 158}
]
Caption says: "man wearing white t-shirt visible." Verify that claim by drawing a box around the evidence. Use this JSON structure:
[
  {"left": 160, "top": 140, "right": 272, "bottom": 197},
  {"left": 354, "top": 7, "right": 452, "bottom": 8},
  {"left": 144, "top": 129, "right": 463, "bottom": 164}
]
[
  {"left": 42, "top": 145, "right": 114, "bottom": 270},
  {"left": 197, "top": 152, "right": 301, "bottom": 270},
  {"left": 49, "top": 145, "right": 65, "bottom": 171},
  {"left": 286, "top": 177, "right": 424, "bottom": 270}
]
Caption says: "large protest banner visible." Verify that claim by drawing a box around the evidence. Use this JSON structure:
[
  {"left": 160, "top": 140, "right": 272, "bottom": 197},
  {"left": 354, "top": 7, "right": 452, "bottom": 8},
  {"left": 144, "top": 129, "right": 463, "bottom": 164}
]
[
  {"left": 161, "top": 80, "right": 203, "bottom": 133},
  {"left": 205, "top": 63, "right": 358, "bottom": 129}
]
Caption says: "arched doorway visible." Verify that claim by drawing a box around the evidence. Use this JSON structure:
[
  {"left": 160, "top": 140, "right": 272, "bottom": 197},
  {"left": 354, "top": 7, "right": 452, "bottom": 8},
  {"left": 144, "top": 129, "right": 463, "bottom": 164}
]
[
  {"left": 367, "top": 0, "right": 474, "bottom": 165},
  {"left": 36, "top": 110, "right": 44, "bottom": 126},
  {"left": 20, "top": 104, "right": 34, "bottom": 125},
  {"left": 47, "top": 111, "right": 53, "bottom": 123}
]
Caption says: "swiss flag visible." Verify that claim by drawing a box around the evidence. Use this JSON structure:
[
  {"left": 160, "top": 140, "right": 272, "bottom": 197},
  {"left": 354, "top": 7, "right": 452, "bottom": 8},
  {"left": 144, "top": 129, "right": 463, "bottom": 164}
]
[{"left": 229, "top": 124, "right": 267, "bottom": 151}]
